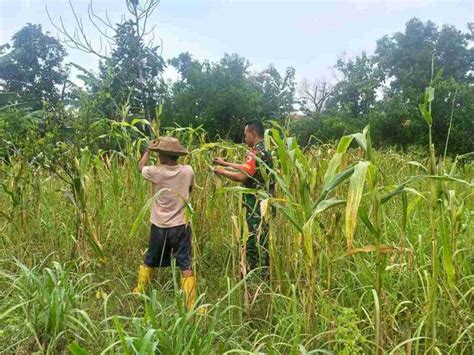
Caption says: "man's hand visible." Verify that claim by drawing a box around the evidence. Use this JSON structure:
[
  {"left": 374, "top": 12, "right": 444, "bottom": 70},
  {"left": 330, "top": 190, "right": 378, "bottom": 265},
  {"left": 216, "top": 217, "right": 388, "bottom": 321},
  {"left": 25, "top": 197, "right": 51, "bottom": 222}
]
[
  {"left": 213, "top": 167, "right": 225, "bottom": 176},
  {"left": 148, "top": 139, "right": 159, "bottom": 151},
  {"left": 212, "top": 157, "right": 226, "bottom": 165},
  {"left": 213, "top": 157, "right": 247, "bottom": 172}
]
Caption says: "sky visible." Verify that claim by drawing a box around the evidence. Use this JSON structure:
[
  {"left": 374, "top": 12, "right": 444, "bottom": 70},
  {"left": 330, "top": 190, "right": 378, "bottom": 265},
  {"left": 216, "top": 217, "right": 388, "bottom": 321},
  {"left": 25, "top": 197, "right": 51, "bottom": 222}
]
[{"left": 0, "top": 0, "right": 472, "bottom": 83}]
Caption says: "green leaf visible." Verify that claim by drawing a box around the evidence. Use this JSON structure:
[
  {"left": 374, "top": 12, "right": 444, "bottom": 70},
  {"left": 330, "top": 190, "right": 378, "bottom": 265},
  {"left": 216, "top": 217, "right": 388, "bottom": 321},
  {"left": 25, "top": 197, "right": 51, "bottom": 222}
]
[
  {"left": 323, "top": 152, "right": 343, "bottom": 185},
  {"left": 113, "top": 317, "right": 131, "bottom": 355},
  {"left": 401, "top": 190, "right": 408, "bottom": 235},
  {"left": 315, "top": 166, "right": 355, "bottom": 209},
  {"left": 68, "top": 341, "right": 88, "bottom": 355},
  {"left": 381, "top": 185, "right": 405, "bottom": 204},
  {"left": 286, "top": 136, "right": 297, "bottom": 150},
  {"left": 264, "top": 129, "right": 272, "bottom": 150},
  {"left": 359, "top": 206, "right": 376, "bottom": 235},
  {"left": 406, "top": 161, "right": 428, "bottom": 172},
  {"left": 0, "top": 301, "right": 30, "bottom": 320},
  {"left": 381, "top": 185, "right": 424, "bottom": 204},
  {"left": 336, "top": 135, "right": 354, "bottom": 153},
  {"left": 313, "top": 198, "right": 346, "bottom": 215},
  {"left": 131, "top": 118, "right": 150, "bottom": 127},
  {"left": 156, "top": 104, "right": 163, "bottom": 117},
  {"left": 345, "top": 161, "right": 370, "bottom": 249},
  {"left": 274, "top": 202, "right": 303, "bottom": 233},
  {"left": 79, "top": 148, "right": 91, "bottom": 177},
  {"left": 426, "top": 87, "right": 435, "bottom": 103},
  {"left": 130, "top": 188, "right": 167, "bottom": 236},
  {"left": 419, "top": 103, "right": 432, "bottom": 125},
  {"left": 439, "top": 203, "right": 455, "bottom": 288},
  {"left": 323, "top": 166, "right": 355, "bottom": 193},
  {"left": 353, "top": 132, "right": 367, "bottom": 152}
]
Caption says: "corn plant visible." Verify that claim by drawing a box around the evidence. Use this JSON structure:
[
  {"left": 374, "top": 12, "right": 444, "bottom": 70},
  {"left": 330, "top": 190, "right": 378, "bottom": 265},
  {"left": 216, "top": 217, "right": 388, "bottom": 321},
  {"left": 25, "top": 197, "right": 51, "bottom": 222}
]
[{"left": 0, "top": 113, "right": 472, "bottom": 353}]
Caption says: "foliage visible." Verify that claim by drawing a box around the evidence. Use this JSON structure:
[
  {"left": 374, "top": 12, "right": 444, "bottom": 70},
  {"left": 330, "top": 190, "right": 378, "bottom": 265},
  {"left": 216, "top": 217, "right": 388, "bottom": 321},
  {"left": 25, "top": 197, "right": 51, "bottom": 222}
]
[
  {"left": 326, "top": 52, "right": 383, "bottom": 117},
  {"left": 0, "top": 258, "right": 97, "bottom": 353},
  {"left": 0, "top": 16, "right": 472, "bottom": 153},
  {"left": 0, "top": 122, "right": 472, "bottom": 353},
  {"left": 292, "top": 18, "right": 474, "bottom": 155},
  {"left": 163, "top": 52, "right": 296, "bottom": 141},
  {"left": 334, "top": 307, "right": 367, "bottom": 354},
  {"left": 0, "top": 108, "right": 37, "bottom": 160},
  {"left": 92, "top": 20, "right": 166, "bottom": 121},
  {"left": 375, "top": 18, "right": 473, "bottom": 97},
  {"left": 163, "top": 52, "right": 262, "bottom": 141},
  {"left": 0, "top": 24, "right": 68, "bottom": 109},
  {"left": 0, "top": 7, "right": 473, "bottom": 353},
  {"left": 255, "top": 65, "right": 296, "bottom": 119}
]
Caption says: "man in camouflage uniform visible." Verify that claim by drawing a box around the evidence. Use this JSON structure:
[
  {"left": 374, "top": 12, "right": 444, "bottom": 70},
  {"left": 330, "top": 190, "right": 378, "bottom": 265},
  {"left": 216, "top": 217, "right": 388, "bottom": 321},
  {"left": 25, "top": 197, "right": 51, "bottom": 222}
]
[{"left": 213, "top": 120, "right": 274, "bottom": 271}]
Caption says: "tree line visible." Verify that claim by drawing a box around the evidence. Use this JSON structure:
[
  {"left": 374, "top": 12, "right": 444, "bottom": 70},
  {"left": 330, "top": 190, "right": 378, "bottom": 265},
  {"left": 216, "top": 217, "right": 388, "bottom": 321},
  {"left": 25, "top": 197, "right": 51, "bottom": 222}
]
[{"left": 0, "top": 0, "right": 472, "bottom": 155}]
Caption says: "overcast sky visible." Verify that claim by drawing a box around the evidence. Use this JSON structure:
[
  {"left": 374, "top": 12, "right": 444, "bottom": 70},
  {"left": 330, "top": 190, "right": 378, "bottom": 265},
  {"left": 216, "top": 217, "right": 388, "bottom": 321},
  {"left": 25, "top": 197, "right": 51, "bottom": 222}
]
[{"left": 0, "top": 0, "right": 472, "bottom": 83}]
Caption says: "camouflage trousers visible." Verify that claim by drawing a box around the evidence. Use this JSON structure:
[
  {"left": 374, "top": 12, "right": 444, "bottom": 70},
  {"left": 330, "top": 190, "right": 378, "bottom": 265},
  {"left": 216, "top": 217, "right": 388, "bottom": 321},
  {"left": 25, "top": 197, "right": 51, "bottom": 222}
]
[{"left": 243, "top": 194, "right": 269, "bottom": 271}]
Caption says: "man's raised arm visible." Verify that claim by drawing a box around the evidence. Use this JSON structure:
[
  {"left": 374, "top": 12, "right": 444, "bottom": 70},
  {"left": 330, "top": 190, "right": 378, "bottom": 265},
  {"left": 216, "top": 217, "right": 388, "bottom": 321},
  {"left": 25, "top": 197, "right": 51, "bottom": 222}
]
[{"left": 139, "top": 140, "right": 158, "bottom": 172}]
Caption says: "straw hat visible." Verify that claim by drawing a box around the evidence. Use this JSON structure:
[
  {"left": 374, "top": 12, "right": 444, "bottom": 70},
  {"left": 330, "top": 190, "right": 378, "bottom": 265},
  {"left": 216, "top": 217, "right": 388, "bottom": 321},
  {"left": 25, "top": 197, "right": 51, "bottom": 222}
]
[{"left": 149, "top": 137, "right": 188, "bottom": 156}]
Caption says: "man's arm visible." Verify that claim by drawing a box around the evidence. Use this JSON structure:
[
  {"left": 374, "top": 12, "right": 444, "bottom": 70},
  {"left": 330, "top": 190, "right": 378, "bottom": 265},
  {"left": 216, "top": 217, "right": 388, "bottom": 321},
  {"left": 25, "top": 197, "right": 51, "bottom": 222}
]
[
  {"left": 138, "top": 150, "right": 150, "bottom": 172},
  {"left": 212, "top": 157, "right": 246, "bottom": 171},
  {"left": 213, "top": 149, "right": 258, "bottom": 183},
  {"left": 139, "top": 139, "right": 158, "bottom": 172},
  {"left": 213, "top": 167, "right": 248, "bottom": 183}
]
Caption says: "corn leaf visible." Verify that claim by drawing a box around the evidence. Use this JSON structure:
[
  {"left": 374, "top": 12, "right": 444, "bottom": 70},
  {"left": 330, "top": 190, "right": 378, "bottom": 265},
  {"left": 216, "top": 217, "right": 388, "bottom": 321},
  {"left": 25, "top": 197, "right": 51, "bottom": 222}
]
[
  {"left": 345, "top": 161, "right": 370, "bottom": 250},
  {"left": 426, "top": 87, "right": 435, "bottom": 103},
  {"left": 353, "top": 132, "right": 367, "bottom": 151},
  {"left": 419, "top": 103, "right": 432, "bottom": 125},
  {"left": 439, "top": 203, "right": 455, "bottom": 288},
  {"left": 336, "top": 135, "right": 354, "bottom": 153},
  {"left": 359, "top": 206, "right": 376, "bottom": 235},
  {"left": 324, "top": 152, "right": 342, "bottom": 184}
]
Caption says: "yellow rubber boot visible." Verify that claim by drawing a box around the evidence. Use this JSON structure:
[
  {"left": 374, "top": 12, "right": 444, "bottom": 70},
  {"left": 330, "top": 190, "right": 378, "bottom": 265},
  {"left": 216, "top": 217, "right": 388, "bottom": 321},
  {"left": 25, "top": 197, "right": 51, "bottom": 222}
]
[
  {"left": 133, "top": 265, "right": 153, "bottom": 293},
  {"left": 181, "top": 276, "right": 207, "bottom": 314},
  {"left": 181, "top": 276, "right": 197, "bottom": 311}
]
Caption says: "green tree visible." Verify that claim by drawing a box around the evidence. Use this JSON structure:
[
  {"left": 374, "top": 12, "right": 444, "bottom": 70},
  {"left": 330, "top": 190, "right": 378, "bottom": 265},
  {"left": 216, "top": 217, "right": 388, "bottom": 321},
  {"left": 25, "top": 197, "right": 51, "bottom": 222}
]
[
  {"left": 164, "top": 53, "right": 264, "bottom": 140},
  {"left": 255, "top": 65, "right": 296, "bottom": 120},
  {"left": 375, "top": 18, "right": 473, "bottom": 98},
  {"left": 376, "top": 18, "right": 438, "bottom": 98},
  {"left": 436, "top": 24, "right": 473, "bottom": 83},
  {"left": 0, "top": 24, "right": 68, "bottom": 109},
  {"left": 372, "top": 18, "right": 474, "bottom": 154},
  {"left": 326, "top": 52, "right": 383, "bottom": 117},
  {"left": 293, "top": 18, "right": 473, "bottom": 155},
  {"left": 430, "top": 79, "right": 474, "bottom": 155},
  {"left": 96, "top": 20, "right": 166, "bottom": 121},
  {"left": 50, "top": 0, "right": 165, "bottom": 122}
]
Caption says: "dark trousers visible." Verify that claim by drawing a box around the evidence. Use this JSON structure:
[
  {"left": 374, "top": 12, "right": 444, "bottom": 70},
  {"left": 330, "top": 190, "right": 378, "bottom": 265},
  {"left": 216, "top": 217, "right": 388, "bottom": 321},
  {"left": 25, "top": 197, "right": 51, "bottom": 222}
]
[{"left": 144, "top": 224, "right": 192, "bottom": 271}]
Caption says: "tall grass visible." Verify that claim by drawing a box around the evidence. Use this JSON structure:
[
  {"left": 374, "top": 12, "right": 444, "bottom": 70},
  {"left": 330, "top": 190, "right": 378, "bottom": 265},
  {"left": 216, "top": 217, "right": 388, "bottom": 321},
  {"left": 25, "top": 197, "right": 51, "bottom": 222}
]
[{"left": 0, "top": 117, "right": 472, "bottom": 353}]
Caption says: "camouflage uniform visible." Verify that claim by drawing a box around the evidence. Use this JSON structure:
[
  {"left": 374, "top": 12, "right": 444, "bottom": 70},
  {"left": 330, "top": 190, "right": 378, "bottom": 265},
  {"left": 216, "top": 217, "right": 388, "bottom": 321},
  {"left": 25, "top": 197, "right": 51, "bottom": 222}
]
[{"left": 240, "top": 141, "right": 274, "bottom": 270}]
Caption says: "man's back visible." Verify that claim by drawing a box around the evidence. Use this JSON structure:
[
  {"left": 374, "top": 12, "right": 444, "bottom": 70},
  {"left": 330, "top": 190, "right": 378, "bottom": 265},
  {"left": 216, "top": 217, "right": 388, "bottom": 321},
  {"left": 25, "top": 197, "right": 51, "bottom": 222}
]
[{"left": 142, "top": 164, "right": 194, "bottom": 228}]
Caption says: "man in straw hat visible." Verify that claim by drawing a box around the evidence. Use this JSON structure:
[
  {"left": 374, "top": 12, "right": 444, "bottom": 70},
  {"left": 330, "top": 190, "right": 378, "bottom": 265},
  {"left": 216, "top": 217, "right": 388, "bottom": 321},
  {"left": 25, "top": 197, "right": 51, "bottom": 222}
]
[{"left": 133, "top": 136, "right": 199, "bottom": 311}]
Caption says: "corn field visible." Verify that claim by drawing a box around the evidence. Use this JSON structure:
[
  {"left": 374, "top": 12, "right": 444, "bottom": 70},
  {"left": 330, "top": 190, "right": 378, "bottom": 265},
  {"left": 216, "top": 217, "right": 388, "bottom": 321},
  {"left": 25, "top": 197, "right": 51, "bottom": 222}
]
[{"left": 1, "top": 96, "right": 473, "bottom": 353}]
